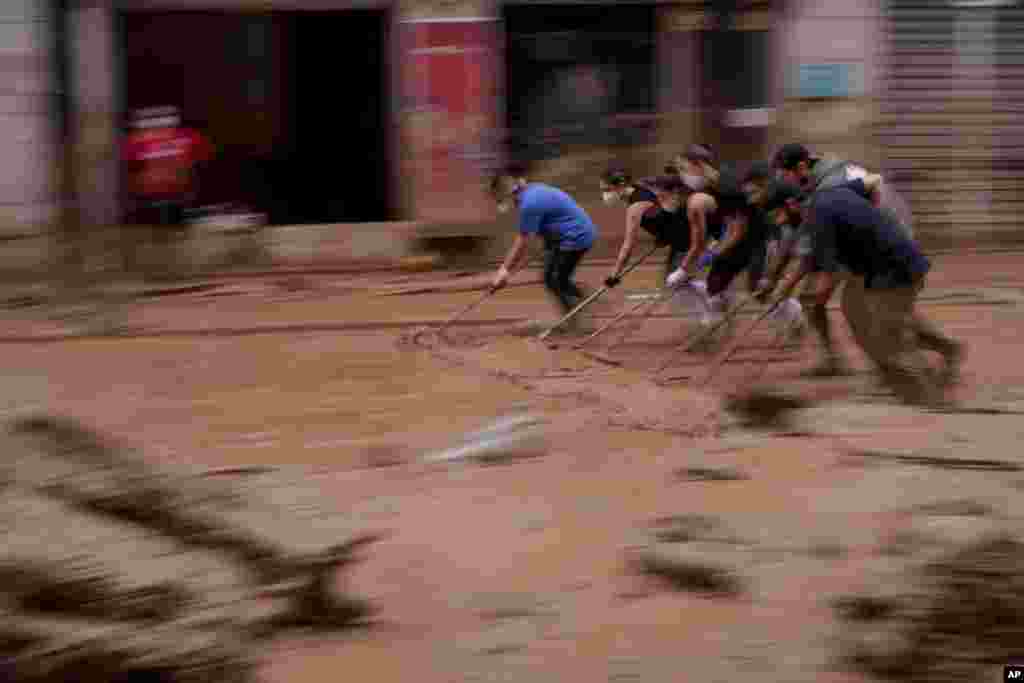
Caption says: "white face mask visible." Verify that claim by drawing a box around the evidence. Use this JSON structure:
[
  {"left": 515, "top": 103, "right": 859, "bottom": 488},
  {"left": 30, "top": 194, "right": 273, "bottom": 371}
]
[
  {"left": 496, "top": 181, "right": 522, "bottom": 214},
  {"left": 601, "top": 191, "right": 620, "bottom": 206},
  {"left": 683, "top": 174, "right": 705, "bottom": 192}
]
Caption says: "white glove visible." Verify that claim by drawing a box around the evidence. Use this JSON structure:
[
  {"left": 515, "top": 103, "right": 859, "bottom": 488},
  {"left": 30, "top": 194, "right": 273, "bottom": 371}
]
[
  {"left": 769, "top": 297, "right": 803, "bottom": 324},
  {"left": 665, "top": 268, "right": 691, "bottom": 289}
]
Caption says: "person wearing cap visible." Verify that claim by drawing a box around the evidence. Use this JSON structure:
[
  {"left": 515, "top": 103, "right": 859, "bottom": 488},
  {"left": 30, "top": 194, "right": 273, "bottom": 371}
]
[
  {"left": 756, "top": 176, "right": 964, "bottom": 406},
  {"left": 751, "top": 167, "right": 872, "bottom": 375},
  {"left": 764, "top": 146, "right": 861, "bottom": 375},
  {"left": 712, "top": 162, "right": 806, "bottom": 344},
  {"left": 773, "top": 142, "right": 913, "bottom": 239},
  {"left": 489, "top": 163, "right": 598, "bottom": 330},
  {"left": 755, "top": 155, "right": 919, "bottom": 377},
  {"left": 702, "top": 170, "right": 770, "bottom": 306}
]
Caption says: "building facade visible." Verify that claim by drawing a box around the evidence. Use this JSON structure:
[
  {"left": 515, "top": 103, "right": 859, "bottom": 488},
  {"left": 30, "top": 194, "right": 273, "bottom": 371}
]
[{"left": 3, "top": 0, "right": 1022, "bottom": 271}]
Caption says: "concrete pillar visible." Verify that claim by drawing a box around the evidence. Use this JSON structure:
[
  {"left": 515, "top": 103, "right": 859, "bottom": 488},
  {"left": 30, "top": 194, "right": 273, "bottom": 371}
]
[
  {"left": 656, "top": 2, "right": 780, "bottom": 165},
  {"left": 654, "top": 4, "right": 707, "bottom": 160},
  {"left": 0, "top": 0, "right": 58, "bottom": 276},
  {"left": 53, "top": 0, "right": 122, "bottom": 279},
  {"left": 69, "top": 0, "right": 118, "bottom": 229},
  {"left": 395, "top": 0, "right": 501, "bottom": 225}
]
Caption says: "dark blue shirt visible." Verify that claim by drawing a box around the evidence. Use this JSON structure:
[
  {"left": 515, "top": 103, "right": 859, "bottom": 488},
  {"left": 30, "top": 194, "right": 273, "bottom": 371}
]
[
  {"left": 517, "top": 183, "right": 596, "bottom": 251},
  {"left": 804, "top": 180, "right": 930, "bottom": 289}
]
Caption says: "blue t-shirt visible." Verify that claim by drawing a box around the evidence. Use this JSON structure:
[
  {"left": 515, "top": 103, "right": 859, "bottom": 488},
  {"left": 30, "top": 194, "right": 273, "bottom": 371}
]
[
  {"left": 805, "top": 179, "right": 930, "bottom": 289},
  {"left": 516, "top": 183, "right": 596, "bottom": 251}
]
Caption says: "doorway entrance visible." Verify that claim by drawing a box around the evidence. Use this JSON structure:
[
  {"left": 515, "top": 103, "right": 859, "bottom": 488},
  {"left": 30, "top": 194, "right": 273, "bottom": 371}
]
[{"left": 119, "top": 9, "right": 393, "bottom": 225}]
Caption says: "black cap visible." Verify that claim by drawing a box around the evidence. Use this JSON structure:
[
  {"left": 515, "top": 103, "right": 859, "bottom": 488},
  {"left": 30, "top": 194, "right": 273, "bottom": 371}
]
[
  {"left": 761, "top": 180, "right": 805, "bottom": 212},
  {"left": 742, "top": 160, "right": 775, "bottom": 185},
  {"left": 772, "top": 143, "right": 811, "bottom": 171}
]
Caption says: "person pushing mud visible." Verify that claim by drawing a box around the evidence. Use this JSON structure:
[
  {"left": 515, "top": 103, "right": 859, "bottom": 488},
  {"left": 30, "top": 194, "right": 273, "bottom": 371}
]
[{"left": 489, "top": 163, "right": 598, "bottom": 332}]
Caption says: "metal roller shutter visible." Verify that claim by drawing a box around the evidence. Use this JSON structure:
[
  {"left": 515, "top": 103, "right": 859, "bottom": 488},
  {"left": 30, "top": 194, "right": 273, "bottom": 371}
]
[{"left": 879, "top": 0, "right": 1024, "bottom": 242}]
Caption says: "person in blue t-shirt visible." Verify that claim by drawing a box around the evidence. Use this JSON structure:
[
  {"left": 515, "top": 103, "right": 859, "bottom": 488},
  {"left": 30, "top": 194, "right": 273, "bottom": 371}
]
[
  {"left": 758, "top": 178, "right": 963, "bottom": 407},
  {"left": 489, "top": 163, "right": 598, "bottom": 323}
]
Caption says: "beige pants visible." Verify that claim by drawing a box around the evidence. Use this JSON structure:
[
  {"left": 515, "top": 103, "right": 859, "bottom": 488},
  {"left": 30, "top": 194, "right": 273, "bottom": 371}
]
[
  {"left": 839, "top": 275, "right": 872, "bottom": 351},
  {"left": 857, "top": 276, "right": 957, "bottom": 405}
]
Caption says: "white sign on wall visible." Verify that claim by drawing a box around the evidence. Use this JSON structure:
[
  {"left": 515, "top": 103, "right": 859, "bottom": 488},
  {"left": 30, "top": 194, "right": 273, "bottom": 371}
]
[{"left": 790, "top": 62, "right": 865, "bottom": 99}]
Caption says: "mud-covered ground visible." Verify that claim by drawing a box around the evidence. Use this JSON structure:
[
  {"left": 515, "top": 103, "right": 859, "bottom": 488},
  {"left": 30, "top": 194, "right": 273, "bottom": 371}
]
[{"left": 3, "top": 251, "right": 1024, "bottom": 682}]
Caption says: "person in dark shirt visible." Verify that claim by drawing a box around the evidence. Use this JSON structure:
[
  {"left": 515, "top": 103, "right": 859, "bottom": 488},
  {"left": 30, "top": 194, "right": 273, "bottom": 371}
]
[
  {"left": 709, "top": 163, "right": 806, "bottom": 344},
  {"left": 703, "top": 163, "right": 772, "bottom": 295},
  {"left": 772, "top": 142, "right": 913, "bottom": 239},
  {"left": 749, "top": 163, "right": 863, "bottom": 376},
  {"left": 599, "top": 167, "right": 713, "bottom": 319},
  {"left": 760, "top": 179, "right": 964, "bottom": 406},
  {"left": 757, "top": 174, "right": 918, "bottom": 370},
  {"left": 599, "top": 167, "right": 704, "bottom": 289},
  {"left": 767, "top": 144, "right": 914, "bottom": 376}
]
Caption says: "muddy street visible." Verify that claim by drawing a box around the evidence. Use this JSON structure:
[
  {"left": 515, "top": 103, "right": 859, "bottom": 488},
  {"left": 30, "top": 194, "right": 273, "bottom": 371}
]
[{"left": 4, "top": 251, "right": 1024, "bottom": 682}]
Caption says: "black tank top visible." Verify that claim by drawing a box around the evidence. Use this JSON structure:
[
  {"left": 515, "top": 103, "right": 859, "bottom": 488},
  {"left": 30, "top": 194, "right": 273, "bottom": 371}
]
[{"left": 629, "top": 186, "right": 692, "bottom": 251}]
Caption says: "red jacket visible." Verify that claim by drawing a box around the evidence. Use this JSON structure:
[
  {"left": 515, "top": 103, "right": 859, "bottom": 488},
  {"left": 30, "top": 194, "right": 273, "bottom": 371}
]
[{"left": 122, "top": 126, "right": 212, "bottom": 199}]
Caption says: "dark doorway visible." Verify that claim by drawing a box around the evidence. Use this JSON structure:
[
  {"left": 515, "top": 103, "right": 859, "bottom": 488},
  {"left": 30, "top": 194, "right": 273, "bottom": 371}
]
[
  {"left": 502, "top": 4, "right": 657, "bottom": 163},
  {"left": 119, "top": 9, "right": 392, "bottom": 225},
  {"left": 279, "top": 10, "right": 391, "bottom": 223}
]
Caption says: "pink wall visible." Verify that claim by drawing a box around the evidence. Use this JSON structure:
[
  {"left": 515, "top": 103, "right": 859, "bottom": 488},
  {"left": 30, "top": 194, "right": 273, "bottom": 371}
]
[
  {"left": 776, "top": 0, "right": 883, "bottom": 98},
  {"left": 0, "top": 3, "right": 58, "bottom": 233}
]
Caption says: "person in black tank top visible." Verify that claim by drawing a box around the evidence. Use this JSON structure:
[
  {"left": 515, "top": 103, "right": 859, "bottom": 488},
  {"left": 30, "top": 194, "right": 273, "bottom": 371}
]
[
  {"left": 599, "top": 168, "right": 704, "bottom": 289},
  {"left": 703, "top": 163, "right": 772, "bottom": 297}
]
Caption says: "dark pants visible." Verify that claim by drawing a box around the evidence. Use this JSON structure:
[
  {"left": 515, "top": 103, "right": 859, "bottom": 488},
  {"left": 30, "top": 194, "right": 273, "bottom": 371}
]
[
  {"left": 543, "top": 246, "right": 588, "bottom": 314},
  {"left": 859, "top": 275, "right": 961, "bottom": 405},
  {"left": 131, "top": 198, "right": 186, "bottom": 227},
  {"left": 706, "top": 241, "right": 768, "bottom": 297}
]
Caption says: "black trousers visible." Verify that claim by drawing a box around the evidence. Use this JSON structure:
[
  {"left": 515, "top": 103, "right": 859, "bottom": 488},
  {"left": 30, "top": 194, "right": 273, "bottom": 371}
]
[
  {"left": 706, "top": 240, "right": 768, "bottom": 297},
  {"left": 543, "top": 246, "right": 589, "bottom": 314},
  {"left": 132, "top": 198, "right": 187, "bottom": 227}
]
